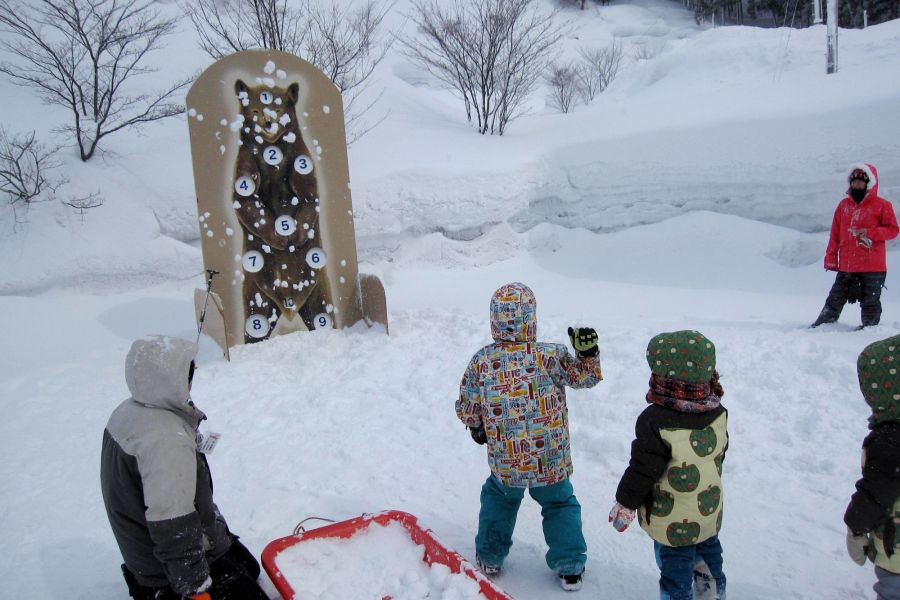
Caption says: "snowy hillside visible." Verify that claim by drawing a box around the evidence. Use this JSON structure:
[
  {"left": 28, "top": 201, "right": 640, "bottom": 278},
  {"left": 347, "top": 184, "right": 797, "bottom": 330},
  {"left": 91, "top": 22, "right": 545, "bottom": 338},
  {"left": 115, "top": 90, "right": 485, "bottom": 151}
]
[{"left": 2, "top": 0, "right": 900, "bottom": 598}]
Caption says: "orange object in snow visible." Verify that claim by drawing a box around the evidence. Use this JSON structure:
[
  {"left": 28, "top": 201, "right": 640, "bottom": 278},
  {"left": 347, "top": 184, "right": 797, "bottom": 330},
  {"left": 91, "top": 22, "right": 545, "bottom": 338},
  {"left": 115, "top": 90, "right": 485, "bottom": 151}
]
[{"left": 261, "top": 510, "right": 512, "bottom": 600}]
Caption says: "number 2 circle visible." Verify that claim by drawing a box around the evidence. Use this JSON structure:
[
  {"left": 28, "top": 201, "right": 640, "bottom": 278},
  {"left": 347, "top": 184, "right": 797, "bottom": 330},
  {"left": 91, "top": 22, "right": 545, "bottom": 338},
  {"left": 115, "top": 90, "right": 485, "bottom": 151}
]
[{"left": 263, "top": 146, "right": 283, "bottom": 166}]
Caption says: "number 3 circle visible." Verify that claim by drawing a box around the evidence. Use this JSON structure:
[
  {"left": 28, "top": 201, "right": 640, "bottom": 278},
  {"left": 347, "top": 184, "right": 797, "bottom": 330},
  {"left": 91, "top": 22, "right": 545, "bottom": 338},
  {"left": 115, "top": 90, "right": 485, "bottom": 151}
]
[{"left": 294, "top": 155, "right": 313, "bottom": 175}]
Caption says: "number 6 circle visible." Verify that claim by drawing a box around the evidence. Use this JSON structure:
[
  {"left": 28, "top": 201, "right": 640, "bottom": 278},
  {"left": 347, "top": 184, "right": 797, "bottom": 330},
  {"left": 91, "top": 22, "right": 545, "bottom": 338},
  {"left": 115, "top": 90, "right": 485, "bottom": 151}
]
[
  {"left": 245, "top": 315, "right": 270, "bottom": 338},
  {"left": 293, "top": 155, "right": 314, "bottom": 175},
  {"left": 274, "top": 215, "right": 296, "bottom": 236},
  {"left": 306, "top": 248, "right": 327, "bottom": 269}
]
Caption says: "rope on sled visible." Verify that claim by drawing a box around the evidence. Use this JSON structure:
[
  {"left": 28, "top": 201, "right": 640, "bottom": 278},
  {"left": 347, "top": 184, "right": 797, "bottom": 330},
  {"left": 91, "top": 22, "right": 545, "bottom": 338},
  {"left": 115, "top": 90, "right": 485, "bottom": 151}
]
[{"left": 293, "top": 516, "right": 336, "bottom": 535}]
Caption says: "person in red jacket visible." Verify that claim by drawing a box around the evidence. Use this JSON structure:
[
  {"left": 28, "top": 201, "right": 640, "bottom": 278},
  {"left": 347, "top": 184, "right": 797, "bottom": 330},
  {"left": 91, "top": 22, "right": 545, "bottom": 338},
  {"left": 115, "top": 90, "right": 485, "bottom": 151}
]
[{"left": 811, "top": 163, "right": 899, "bottom": 329}]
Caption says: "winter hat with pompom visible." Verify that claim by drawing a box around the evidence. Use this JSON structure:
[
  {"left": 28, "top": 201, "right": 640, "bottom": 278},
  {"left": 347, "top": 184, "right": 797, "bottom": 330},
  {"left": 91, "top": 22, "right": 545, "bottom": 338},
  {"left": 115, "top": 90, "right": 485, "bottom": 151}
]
[
  {"left": 647, "top": 330, "right": 716, "bottom": 384},
  {"left": 857, "top": 334, "right": 900, "bottom": 427}
]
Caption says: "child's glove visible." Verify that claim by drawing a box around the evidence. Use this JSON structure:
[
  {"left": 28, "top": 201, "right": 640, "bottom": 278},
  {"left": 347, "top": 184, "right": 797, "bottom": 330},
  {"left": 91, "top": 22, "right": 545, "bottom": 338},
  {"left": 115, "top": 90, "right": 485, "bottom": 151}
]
[
  {"left": 469, "top": 425, "right": 487, "bottom": 445},
  {"left": 568, "top": 327, "right": 599, "bottom": 358},
  {"left": 608, "top": 502, "right": 636, "bottom": 532},
  {"left": 846, "top": 528, "right": 870, "bottom": 566}
]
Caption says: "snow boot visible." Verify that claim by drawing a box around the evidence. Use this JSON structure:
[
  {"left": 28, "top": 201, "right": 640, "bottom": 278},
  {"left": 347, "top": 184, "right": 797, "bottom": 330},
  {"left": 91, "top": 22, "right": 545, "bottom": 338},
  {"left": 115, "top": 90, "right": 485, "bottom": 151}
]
[
  {"left": 476, "top": 556, "right": 502, "bottom": 577},
  {"left": 559, "top": 570, "right": 583, "bottom": 591}
]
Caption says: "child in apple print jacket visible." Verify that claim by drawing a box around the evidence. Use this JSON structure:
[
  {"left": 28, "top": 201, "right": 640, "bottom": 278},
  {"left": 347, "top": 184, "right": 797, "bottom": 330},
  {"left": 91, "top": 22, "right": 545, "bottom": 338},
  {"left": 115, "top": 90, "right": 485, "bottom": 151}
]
[{"left": 610, "top": 330, "right": 728, "bottom": 600}]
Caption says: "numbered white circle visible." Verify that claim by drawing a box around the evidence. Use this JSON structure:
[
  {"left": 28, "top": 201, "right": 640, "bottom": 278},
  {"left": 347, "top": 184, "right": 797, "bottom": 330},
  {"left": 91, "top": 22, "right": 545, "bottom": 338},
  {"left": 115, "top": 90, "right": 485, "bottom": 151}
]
[
  {"left": 241, "top": 251, "right": 264, "bottom": 273},
  {"left": 263, "top": 146, "right": 283, "bottom": 166},
  {"left": 312, "top": 313, "right": 333, "bottom": 330},
  {"left": 294, "top": 155, "right": 314, "bottom": 175},
  {"left": 274, "top": 215, "right": 296, "bottom": 236},
  {"left": 245, "top": 315, "right": 270, "bottom": 338},
  {"left": 306, "top": 247, "right": 327, "bottom": 269},
  {"left": 259, "top": 91, "right": 273, "bottom": 105},
  {"left": 234, "top": 176, "right": 256, "bottom": 197}
]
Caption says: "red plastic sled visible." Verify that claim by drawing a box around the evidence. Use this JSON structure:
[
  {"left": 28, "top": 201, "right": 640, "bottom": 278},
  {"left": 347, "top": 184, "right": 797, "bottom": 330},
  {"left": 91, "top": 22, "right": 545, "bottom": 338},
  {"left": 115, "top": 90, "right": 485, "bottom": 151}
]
[{"left": 261, "top": 510, "right": 513, "bottom": 600}]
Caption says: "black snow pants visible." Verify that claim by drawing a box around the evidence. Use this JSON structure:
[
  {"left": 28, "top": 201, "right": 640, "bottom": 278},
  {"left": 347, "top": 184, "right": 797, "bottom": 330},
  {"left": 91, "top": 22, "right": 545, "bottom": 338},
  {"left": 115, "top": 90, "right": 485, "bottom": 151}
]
[
  {"left": 121, "top": 538, "right": 269, "bottom": 600},
  {"left": 814, "top": 271, "right": 887, "bottom": 327}
]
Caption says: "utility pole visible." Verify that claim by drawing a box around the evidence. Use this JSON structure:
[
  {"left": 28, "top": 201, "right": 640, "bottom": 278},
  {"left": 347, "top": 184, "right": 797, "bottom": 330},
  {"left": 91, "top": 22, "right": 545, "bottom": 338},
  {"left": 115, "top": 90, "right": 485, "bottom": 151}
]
[{"left": 826, "top": 0, "right": 838, "bottom": 73}]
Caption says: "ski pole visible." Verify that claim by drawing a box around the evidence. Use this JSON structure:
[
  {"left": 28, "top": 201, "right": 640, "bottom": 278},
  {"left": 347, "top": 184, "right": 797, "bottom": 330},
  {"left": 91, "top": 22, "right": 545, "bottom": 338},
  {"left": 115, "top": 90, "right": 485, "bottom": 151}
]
[{"left": 196, "top": 269, "right": 220, "bottom": 345}]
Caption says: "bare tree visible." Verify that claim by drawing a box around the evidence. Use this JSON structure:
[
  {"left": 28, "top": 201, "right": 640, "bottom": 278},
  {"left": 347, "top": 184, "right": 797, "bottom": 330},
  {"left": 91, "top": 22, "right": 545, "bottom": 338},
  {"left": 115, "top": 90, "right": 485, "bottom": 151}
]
[
  {"left": 303, "top": 1, "right": 393, "bottom": 142},
  {"left": 0, "top": 0, "right": 190, "bottom": 162},
  {"left": 545, "top": 61, "right": 579, "bottom": 113},
  {"left": 180, "top": 0, "right": 308, "bottom": 57},
  {"left": 401, "top": 0, "right": 567, "bottom": 135},
  {"left": 181, "top": 0, "right": 393, "bottom": 142},
  {"left": 0, "top": 128, "right": 62, "bottom": 228},
  {"left": 576, "top": 39, "right": 623, "bottom": 102},
  {"left": 63, "top": 192, "right": 104, "bottom": 223}
]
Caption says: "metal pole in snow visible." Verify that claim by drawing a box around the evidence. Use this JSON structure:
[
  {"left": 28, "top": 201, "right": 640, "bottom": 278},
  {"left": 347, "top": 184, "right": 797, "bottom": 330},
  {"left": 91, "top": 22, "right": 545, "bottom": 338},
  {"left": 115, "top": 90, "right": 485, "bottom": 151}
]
[
  {"left": 813, "top": 0, "right": 822, "bottom": 24},
  {"left": 826, "top": 0, "right": 838, "bottom": 73},
  {"left": 196, "top": 269, "right": 219, "bottom": 345}
]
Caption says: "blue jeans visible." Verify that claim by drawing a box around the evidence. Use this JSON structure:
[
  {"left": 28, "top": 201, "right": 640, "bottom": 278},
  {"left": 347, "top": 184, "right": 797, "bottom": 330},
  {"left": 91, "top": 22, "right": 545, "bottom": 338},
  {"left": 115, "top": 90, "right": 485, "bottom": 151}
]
[
  {"left": 875, "top": 566, "right": 900, "bottom": 600},
  {"left": 475, "top": 475, "right": 586, "bottom": 575},
  {"left": 654, "top": 536, "right": 726, "bottom": 600}
]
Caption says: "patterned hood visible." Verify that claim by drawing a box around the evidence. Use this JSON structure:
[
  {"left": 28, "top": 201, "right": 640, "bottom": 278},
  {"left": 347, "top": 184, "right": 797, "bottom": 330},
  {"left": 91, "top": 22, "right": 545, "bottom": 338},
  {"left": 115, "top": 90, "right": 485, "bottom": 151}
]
[
  {"left": 125, "top": 335, "right": 204, "bottom": 424},
  {"left": 490, "top": 282, "right": 537, "bottom": 343},
  {"left": 857, "top": 334, "right": 900, "bottom": 427}
]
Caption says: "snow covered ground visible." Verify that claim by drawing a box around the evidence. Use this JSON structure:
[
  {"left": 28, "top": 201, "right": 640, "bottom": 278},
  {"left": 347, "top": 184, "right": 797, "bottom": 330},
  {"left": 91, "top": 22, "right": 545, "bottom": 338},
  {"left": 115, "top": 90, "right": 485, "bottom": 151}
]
[{"left": 2, "top": 0, "right": 900, "bottom": 598}]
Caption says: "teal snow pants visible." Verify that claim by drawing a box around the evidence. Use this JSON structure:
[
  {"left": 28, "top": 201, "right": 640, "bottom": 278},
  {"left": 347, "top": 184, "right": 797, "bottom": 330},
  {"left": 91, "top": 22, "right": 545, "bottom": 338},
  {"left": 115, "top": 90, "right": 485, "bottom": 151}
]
[{"left": 475, "top": 474, "right": 587, "bottom": 575}]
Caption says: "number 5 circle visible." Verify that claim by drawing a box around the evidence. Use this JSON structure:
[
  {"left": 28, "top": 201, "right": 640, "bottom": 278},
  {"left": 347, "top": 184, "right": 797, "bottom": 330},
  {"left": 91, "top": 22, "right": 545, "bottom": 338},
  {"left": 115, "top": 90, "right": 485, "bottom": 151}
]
[
  {"left": 275, "top": 215, "right": 296, "bottom": 236},
  {"left": 306, "top": 248, "right": 327, "bottom": 269}
]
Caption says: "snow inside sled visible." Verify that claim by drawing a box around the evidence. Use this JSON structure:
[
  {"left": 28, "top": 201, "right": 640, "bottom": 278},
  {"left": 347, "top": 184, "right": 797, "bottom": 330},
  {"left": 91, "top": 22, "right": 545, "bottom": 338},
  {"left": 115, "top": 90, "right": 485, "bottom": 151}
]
[{"left": 261, "top": 510, "right": 513, "bottom": 599}]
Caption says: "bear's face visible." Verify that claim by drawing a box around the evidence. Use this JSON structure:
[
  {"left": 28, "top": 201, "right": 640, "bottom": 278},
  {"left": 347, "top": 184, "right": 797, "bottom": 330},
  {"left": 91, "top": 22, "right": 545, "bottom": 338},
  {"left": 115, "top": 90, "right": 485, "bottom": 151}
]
[{"left": 235, "top": 80, "right": 299, "bottom": 143}]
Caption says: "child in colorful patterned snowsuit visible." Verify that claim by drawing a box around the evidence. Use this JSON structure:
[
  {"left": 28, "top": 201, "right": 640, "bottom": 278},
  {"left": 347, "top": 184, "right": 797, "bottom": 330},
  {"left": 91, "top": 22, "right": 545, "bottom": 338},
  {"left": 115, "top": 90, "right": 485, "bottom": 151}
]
[
  {"left": 610, "top": 330, "right": 728, "bottom": 600},
  {"left": 845, "top": 335, "right": 900, "bottom": 600},
  {"left": 456, "top": 282, "right": 603, "bottom": 591}
]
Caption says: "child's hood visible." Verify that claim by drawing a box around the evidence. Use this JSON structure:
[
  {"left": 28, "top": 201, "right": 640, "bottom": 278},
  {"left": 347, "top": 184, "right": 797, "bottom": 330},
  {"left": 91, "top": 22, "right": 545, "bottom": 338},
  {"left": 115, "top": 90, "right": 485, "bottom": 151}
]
[
  {"left": 490, "top": 282, "right": 537, "bottom": 343},
  {"left": 857, "top": 334, "right": 900, "bottom": 427}
]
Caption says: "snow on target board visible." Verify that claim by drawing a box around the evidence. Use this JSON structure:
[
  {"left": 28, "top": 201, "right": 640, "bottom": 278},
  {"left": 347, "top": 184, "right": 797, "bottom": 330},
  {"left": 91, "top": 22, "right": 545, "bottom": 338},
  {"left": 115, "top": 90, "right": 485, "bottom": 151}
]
[
  {"left": 186, "top": 50, "right": 388, "bottom": 349},
  {"left": 262, "top": 511, "right": 513, "bottom": 600}
]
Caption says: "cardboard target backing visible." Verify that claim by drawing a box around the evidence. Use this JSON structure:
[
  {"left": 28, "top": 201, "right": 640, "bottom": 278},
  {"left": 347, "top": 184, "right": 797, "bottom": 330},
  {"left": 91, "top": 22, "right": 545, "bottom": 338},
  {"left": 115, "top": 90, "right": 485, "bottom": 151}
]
[{"left": 186, "top": 50, "right": 387, "bottom": 348}]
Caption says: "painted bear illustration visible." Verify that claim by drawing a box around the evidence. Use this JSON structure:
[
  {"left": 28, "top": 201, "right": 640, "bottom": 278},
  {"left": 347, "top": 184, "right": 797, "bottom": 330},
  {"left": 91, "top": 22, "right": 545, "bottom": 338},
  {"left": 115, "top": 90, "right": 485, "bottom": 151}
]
[{"left": 232, "top": 79, "right": 332, "bottom": 342}]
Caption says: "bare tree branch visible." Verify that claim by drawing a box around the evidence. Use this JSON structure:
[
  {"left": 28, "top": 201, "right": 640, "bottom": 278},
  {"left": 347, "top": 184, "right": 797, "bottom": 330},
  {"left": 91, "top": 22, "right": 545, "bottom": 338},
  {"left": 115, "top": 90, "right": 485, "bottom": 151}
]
[
  {"left": 400, "top": 0, "right": 566, "bottom": 135},
  {"left": 0, "top": 0, "right": 190, "bottom": 161}
]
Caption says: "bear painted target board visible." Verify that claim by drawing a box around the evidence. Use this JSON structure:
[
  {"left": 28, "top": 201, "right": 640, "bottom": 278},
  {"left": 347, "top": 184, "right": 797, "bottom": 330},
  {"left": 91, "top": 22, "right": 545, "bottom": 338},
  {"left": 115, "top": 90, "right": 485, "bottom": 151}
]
[{"left": 186, "top": 50, "right": 387, "bottom": 348}]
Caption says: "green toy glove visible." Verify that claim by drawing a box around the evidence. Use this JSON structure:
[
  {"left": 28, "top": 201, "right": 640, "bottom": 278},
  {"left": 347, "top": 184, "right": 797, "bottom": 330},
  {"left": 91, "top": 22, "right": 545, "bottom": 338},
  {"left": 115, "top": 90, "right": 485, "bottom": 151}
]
[{"left": 568, "top": 327, "right": 599, "bottom": 358}]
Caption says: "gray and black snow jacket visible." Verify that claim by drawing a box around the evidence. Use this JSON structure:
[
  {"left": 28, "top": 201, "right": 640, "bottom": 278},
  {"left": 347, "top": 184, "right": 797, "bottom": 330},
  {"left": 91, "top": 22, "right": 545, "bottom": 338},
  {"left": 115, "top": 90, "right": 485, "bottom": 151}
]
[{"left": 100, "top": 336, "right": 232, "bottom": 594}]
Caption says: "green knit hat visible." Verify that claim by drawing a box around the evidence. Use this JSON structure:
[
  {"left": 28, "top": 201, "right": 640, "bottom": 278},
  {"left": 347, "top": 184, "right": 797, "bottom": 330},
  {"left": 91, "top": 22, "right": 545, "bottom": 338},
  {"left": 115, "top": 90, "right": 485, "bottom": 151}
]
[
  {"left": 857, "top": 334, "right": 900, "bottom": 426},
  {"left": 646, "top": 330, "right": 716, "bottom": 384}
]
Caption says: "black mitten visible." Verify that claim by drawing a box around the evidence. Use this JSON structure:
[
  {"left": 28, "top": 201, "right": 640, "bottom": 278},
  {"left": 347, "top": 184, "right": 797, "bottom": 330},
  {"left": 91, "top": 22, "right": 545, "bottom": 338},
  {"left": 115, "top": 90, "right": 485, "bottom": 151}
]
[
  {"left": 568, "top": 327, "right": 599, "bottom": 358},
  {"left": 469, "top": 425, "right": 487, "bottom": 445}
]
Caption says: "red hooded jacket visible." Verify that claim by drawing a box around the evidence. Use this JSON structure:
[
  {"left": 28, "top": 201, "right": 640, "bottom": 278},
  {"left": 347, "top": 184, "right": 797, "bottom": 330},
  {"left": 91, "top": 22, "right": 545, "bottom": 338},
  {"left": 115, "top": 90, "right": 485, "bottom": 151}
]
[{"left": 824, "top": 163, "right": 899, "bottom": 273}]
